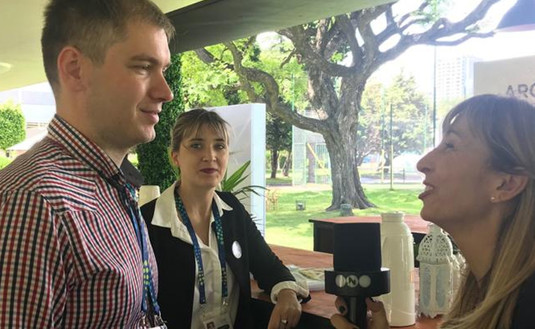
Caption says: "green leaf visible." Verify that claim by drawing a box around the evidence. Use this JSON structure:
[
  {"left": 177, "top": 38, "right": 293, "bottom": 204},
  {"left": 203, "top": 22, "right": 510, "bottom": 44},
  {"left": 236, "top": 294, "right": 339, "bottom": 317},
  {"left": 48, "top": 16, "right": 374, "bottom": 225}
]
[
  {"left": 221, "top": 160, "right": 251, "bottom": 191},
  {"left": 219, "top": 160, "right": 266, "bottom": 199}
]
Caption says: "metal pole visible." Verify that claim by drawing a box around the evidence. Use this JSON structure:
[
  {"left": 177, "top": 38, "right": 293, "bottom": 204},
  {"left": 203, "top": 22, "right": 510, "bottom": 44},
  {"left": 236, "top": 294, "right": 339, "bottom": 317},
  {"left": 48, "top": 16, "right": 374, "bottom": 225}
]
[
  {"left": 390, "top": 103, "right": 394, "bottom": 191},
  {"left": 433, "top": 46, "right": 437, "bottom": 146},
  {"left": 423, "top": 105, "right": 427, "bottom": 153},
  {"left": 291, "top": 74, "right": 295, "bottom": 112},
  {"left": 380, "top": 90, "right": 385, "bottom": 183}
]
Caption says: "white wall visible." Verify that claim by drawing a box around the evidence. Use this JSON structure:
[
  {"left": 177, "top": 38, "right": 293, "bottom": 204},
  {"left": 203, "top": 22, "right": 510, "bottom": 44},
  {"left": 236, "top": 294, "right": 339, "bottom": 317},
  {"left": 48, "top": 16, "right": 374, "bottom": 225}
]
[{"left": 210, "top": 104, "right": 267, "bottom": 235}]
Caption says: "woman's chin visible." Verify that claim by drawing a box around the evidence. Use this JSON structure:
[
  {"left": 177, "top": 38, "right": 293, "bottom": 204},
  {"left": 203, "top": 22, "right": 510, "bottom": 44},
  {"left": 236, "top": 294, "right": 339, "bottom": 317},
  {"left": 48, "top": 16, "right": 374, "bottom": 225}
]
[{"left": 420, "top": 207, "right": 437, "bottom": 223}]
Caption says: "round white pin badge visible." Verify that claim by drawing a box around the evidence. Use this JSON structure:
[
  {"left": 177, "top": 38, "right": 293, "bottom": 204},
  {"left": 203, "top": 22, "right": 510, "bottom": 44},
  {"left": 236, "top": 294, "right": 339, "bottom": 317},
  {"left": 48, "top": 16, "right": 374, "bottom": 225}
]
[{"left": 232, "top": 241, "right": 242, "bottom": 259}]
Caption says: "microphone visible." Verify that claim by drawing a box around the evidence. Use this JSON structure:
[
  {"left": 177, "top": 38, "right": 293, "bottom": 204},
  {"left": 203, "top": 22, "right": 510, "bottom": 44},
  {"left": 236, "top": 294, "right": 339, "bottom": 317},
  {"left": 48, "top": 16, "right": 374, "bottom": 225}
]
[{"left": 325, "top": 223, "right": 390, "bottom": 329}]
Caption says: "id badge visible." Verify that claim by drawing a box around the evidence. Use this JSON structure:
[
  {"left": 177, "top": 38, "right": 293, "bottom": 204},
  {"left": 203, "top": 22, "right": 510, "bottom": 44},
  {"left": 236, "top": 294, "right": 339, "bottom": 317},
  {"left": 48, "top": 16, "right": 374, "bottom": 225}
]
[
  {"left": 202, "top": 313, "right": 233, "bottom": 329},
  {"left": 141, "top": 314, "right": 168, "bottom": 329}
]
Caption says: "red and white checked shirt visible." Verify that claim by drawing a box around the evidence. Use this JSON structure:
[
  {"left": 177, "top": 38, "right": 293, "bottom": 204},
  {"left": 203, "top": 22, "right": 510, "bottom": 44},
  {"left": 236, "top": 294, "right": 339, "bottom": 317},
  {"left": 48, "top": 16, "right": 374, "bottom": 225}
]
[{"left": 0, "top": 115, "right": 158, "bottom": 328}]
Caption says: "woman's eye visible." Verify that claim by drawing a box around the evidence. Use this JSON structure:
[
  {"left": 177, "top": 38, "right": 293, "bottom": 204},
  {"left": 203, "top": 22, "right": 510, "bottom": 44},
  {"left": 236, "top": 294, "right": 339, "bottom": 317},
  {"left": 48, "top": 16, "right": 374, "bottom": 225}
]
[
  {"left": 190, "top": 143, "right": 202, "bottom": 149},
  {"left": 444, "top": 142, "right": 454, "bottom": 149},
  {"left": 215, "top": 144, "right": 226, "bottom": 150}
]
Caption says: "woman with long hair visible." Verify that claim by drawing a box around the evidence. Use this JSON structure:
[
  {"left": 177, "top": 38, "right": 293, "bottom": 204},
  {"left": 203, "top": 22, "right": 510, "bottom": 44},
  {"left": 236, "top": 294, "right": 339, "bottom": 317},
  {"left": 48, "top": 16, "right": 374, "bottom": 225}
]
[{"left": 331, "top": 94, "right": 535, "bottom": 329}]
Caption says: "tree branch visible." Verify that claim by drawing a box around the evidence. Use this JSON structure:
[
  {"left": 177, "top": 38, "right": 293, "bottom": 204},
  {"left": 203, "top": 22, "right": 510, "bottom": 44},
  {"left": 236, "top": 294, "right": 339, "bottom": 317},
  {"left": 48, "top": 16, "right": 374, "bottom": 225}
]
[
  {"left": 224, "top": 41, "right": 327, "bottom": 132},
  {"left": 195, "top": 48, "right": 216, "bottom": 64},
  {"left": 281, "top": 25, "right": 357, "bottom": 77},
  {"left": 194, "top": 48, "right": 235, "bottom": 72},
  {"left": 334, "top": 14, "right": 362, "bottom": 65},
  {"left": 280, "top": 49, "right": 297, "bottom": 68},
  {"left": 370, "top": 0, "right": 500, "bottom": 76}
]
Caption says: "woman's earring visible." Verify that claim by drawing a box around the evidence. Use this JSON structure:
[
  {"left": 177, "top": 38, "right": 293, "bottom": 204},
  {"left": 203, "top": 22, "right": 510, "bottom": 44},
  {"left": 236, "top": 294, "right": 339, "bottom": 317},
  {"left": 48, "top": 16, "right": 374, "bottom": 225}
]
[{"left": 490, "top": 196, "right": 497, "bottom": 203}]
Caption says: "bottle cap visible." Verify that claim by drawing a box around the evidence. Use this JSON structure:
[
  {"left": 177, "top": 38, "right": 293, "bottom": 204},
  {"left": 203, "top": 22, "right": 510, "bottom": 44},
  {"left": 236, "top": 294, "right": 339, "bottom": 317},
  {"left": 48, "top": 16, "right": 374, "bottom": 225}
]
[{"left": 381, "top": 212, "right": 404, "bottom": 222}]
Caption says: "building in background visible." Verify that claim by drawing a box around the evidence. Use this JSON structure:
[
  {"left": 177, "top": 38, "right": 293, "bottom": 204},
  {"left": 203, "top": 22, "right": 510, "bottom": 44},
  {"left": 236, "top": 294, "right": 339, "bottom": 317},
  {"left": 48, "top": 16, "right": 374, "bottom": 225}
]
[
  {"left": 436, "top": 55, "right": 479, "bottom": 102},
  {"left": 0, "top": 82, "right": 55, "bottom": 128}
]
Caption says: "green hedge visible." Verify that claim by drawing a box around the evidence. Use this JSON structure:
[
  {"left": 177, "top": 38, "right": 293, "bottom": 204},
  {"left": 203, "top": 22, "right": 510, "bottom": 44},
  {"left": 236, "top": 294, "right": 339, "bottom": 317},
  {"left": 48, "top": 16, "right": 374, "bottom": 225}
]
[
  {"left": 137, "top": 53, "right": 184, "bottom": 191},
  {"left": 0, "top": 101, "right": 26, "bottom": 151}
]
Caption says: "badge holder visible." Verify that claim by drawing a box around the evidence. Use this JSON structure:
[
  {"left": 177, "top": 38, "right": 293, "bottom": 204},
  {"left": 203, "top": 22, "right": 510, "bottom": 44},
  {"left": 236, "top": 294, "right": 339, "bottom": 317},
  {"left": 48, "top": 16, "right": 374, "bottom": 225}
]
[
  {"left": 201, "top": 299, "right": 233, "bottom": 329},
  {"left": 141, "top": 314, "right": 168, "bottom": 329}
]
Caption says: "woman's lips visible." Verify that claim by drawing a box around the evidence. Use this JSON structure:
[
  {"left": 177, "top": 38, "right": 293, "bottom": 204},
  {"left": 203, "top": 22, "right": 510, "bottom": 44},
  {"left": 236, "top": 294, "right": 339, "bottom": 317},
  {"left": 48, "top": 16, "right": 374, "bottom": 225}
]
[
  {"left": 200, "top": 168, "right": 217, "bottom": 174},
  {"left": 419, "top": 184, "right": 434, "bottom": 200}
]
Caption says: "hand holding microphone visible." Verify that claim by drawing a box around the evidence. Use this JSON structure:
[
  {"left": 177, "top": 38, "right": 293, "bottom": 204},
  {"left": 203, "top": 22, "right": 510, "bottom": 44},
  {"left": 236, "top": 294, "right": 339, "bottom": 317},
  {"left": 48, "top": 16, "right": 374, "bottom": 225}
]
[
  {"left": 330, "top": 297, "right": 389, "bottom": 329},
  {"left": 325, "top": 223, "right": 390, "bottom": 329}
]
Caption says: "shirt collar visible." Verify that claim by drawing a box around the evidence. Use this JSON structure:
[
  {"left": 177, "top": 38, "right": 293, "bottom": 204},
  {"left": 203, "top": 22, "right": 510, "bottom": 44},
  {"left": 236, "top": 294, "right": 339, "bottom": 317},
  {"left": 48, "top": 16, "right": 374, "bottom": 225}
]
[
  {"left": 47, "top": 115, "right": 124, "bottom": 184},
  {"left": 151, "top": 182, "right": 233, "bottom": 232}
]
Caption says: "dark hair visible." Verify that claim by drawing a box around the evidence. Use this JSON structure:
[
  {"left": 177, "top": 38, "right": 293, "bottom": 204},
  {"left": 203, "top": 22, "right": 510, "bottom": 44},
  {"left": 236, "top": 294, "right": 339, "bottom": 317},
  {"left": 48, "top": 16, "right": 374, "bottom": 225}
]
[
  {"left": 41, "top": 0, "right": 175, "bottom": 89},
  {"left": 170, "top": 109, "right": 230, "bottom": 153}
]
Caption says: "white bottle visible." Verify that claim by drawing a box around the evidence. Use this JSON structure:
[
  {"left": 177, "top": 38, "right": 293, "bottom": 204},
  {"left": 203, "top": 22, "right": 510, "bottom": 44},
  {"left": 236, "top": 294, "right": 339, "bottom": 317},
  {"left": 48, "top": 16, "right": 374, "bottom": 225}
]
[{"left": 379, "top": 212, "right": 416, "bottom": 326}]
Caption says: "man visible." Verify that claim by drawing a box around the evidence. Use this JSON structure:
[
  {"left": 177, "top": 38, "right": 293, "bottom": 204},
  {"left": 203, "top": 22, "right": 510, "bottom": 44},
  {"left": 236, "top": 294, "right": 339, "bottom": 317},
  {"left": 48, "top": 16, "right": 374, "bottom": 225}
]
[{"left": 0, "top": 0, "right": 174, "bottom": 327}]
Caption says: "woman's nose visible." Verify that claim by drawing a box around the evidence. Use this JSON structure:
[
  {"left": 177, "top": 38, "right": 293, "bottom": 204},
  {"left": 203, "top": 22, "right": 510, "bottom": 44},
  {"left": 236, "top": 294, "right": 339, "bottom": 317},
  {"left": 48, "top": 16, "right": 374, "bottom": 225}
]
[
  {"left": 202, "top": 149, "right": 215, "bottom": 161},
  {"left": 416, "top": 151, "right": 433, "bottom": 173}
]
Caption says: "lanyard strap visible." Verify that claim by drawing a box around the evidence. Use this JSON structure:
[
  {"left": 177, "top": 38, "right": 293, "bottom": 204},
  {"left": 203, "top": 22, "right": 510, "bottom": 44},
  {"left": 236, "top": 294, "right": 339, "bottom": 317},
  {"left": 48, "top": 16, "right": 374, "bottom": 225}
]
[
  {"left": 124, "top": 183, "right": 161, "bottom": 316},
  {"left": 55, "top": 133, "right": 164, "bottom": 326},
  {"left": 173, "top": 187, "right": 228, "bottom": 305}
]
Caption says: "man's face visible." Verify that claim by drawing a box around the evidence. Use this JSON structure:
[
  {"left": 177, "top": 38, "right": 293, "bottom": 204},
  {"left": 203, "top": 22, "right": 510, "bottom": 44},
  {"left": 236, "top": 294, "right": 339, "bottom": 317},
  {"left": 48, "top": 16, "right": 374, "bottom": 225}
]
[{"left": 84, "top": 21, "right": 173, "bottom": 153}]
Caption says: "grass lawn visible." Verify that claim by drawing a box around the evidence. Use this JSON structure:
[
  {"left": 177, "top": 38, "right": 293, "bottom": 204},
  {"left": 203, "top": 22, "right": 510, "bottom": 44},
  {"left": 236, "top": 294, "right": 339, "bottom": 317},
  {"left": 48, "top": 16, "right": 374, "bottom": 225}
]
[
  {"left": 0, "top": 155, "right": 11, "bottom": 170},
  {"left": 264, "top": 184, "right": 423, "bottom": 250},
  {"left": 266, "top": 176, "right": 292, "bottom": 186}
]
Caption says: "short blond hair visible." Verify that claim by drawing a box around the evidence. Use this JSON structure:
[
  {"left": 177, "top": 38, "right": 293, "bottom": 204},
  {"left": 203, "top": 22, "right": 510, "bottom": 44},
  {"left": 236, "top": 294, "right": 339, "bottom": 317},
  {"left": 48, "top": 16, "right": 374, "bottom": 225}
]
[{"left": 170, "top": 109, "right": 230, "bottom": 153}]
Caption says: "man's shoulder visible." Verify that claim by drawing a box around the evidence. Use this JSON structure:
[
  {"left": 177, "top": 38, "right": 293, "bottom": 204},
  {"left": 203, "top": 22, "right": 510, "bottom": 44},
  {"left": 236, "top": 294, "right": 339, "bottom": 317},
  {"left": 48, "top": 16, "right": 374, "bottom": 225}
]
[{"left": 0, "top": 139, "right": 97, "bottom": 208}]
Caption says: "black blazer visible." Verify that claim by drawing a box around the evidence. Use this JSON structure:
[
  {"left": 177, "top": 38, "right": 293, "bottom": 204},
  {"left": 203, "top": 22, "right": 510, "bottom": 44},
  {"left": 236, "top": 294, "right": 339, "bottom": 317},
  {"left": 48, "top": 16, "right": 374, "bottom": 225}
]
[
  {"left": 512, "top": 272, "right": 535, "bottom": 328},
  {"left": 141, "top": 191, "right": 295, "bottom": 329}
]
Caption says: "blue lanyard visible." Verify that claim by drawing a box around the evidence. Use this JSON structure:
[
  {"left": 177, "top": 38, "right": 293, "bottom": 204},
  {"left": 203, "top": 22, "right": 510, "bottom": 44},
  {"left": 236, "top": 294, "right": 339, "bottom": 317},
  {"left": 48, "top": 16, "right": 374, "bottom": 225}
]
[
  {"left": 173, "top": 187, "right": 228, "bottom": 306},
  {"left": 124, "top": 183, "right": 161, "bottom": 318}
]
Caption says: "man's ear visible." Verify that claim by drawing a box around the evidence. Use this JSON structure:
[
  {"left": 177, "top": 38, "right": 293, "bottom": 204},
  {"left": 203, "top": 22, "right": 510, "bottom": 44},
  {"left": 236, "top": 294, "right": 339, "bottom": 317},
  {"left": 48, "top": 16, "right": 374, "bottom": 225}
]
[
  {"left": 493, "top": 174, "right": 529, "bottom": 203},
  {"left": 170, "top": 151, "right": 180, "bottom": 168},
  {"left": 57, "top": 46, "right": 87, "bottom": 92}
]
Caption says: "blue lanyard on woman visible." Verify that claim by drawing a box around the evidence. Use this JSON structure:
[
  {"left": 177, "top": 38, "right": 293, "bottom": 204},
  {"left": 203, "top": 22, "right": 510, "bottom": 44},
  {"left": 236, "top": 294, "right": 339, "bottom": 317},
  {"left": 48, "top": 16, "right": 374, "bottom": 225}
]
[
  {"left": 123, "top": 183, "right": 165, "bottom": 327},
  {"left": 173, "top": 186, "right": 229, "bottom": 307}
]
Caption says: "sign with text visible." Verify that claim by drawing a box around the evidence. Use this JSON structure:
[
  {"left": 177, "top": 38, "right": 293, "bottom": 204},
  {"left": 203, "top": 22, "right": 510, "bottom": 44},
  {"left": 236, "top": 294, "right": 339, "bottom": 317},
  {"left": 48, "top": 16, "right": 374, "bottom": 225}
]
[{"left": 474, "top": 55, "right": 535, "bottom": 104}]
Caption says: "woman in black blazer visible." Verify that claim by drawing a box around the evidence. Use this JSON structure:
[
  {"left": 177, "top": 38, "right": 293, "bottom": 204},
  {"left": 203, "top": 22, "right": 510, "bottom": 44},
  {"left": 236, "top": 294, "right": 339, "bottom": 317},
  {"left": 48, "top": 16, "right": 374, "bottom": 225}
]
[{"left": 142, "top": 109, "right": 308, "bottom": 329}]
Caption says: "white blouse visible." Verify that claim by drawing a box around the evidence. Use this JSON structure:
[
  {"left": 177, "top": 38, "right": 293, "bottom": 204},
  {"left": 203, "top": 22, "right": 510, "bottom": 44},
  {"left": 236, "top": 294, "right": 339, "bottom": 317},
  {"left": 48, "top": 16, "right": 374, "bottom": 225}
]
[{"left": 150, "top": 183, "right": 306, "bottom": 329}]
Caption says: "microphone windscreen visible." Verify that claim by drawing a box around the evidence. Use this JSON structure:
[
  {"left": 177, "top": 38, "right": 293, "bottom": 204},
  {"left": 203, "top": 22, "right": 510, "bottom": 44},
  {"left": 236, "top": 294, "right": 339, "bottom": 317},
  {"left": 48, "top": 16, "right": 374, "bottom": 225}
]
[{"left": 333, "top": 223, "right": 382, "bottom": 272}]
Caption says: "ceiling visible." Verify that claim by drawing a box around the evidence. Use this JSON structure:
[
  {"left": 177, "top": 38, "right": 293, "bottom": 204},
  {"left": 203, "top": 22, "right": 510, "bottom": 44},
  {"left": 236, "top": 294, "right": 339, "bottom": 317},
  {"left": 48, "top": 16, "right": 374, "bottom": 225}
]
[{"left": 0, "top": 0, "right": 393, "bottom": 91}]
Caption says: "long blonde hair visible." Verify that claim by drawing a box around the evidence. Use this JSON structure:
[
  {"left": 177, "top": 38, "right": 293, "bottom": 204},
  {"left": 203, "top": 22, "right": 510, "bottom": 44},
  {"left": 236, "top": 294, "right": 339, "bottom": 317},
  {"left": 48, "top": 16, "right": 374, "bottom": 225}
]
[{"left": 440, "top": 95, "right": 535, "bottom": 329}]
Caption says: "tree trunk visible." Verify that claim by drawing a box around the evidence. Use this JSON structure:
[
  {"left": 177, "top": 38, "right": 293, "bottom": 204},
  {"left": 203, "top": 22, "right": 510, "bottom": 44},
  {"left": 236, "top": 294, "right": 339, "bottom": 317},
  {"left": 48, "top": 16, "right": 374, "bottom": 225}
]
[
  {"left": 270, "top": 149, "right": 279, "bottom": 179},
  {"left": 282, "top": 151, "right": 291, "bottom": 176},
  {"left": 323, "top": 125, "right": 374, "bottom": 211}
]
